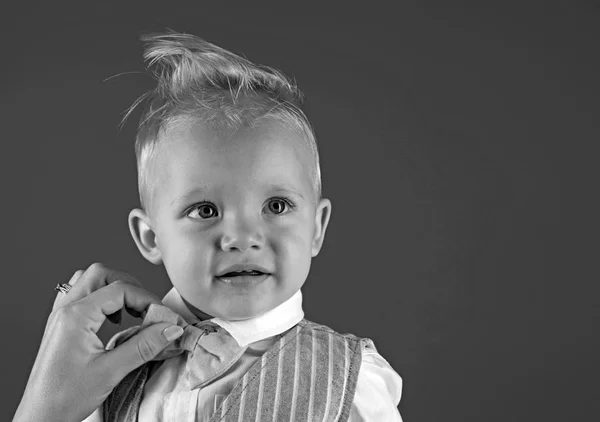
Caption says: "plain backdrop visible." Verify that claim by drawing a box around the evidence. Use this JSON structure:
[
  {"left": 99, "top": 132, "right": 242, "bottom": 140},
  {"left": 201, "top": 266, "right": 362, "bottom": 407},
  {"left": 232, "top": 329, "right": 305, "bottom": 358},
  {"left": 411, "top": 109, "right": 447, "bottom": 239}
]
[{"left": 3, "top": 1, "right": 599, "bottom": 421}]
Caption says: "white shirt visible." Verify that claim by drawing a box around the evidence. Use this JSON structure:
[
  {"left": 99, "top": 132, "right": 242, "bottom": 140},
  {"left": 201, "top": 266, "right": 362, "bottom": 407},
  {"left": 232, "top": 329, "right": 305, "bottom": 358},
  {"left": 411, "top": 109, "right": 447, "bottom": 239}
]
[{"left": 83, "top": 289, "right": 402, "bottom": 421}]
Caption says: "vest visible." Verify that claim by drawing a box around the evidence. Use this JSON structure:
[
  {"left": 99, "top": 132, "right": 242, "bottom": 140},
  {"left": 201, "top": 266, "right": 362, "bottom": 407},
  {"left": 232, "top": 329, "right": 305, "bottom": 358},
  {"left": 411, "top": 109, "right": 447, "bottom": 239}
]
[{"left": 102, "top": 318, "right": 370, "bottom": 421}]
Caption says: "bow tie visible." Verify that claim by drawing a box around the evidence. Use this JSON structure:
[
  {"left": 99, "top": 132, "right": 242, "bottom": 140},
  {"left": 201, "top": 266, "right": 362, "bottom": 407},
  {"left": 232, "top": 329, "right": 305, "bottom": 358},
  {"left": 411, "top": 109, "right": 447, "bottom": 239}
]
[{"left": 105, "top": 304, "right": 247, "bottom": 389}]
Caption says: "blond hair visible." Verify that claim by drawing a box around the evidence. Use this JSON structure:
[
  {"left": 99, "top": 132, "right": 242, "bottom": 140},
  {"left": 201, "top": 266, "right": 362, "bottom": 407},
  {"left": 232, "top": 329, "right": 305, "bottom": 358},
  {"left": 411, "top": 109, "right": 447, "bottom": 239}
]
[{"left": 123, "top": 30, "right": 322, "bottom": 213}]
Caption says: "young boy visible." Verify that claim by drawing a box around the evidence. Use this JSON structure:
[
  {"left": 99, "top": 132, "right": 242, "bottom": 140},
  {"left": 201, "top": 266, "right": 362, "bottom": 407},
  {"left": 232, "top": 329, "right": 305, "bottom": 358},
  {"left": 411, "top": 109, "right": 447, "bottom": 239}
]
[{"left": 84, "top": 30, "right": 402, "bottom": 421}]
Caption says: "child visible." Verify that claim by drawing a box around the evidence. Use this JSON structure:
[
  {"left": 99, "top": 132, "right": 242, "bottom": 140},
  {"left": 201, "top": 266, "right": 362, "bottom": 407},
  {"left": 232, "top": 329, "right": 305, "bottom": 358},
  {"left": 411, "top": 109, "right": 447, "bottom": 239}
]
[{"left": 84, "top": 30, "right": 402, "bottom": 421}]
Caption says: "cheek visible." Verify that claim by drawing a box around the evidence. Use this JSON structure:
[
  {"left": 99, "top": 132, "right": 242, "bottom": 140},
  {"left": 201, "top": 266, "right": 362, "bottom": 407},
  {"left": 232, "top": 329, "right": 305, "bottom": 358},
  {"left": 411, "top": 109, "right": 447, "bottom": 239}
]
[
  {"left": 274, "top": 228, "right": 312, "bottom": 269},
  {"left": 163, "top": 232, "right": 212, "bottom": 282}
]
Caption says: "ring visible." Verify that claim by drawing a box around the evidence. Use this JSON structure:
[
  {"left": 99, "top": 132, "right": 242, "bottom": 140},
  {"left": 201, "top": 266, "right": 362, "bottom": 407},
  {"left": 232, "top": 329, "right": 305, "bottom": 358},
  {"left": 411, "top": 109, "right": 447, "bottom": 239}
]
[{"left": 54, "top": 283, "right": 72, "bottom": 294}]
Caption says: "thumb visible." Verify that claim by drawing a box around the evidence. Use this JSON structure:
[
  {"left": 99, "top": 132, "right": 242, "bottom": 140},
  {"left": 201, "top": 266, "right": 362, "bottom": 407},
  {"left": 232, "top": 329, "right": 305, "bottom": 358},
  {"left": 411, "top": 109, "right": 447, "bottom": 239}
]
[{"left": 104, "top": 322, "right": 184, "bottom": 381}]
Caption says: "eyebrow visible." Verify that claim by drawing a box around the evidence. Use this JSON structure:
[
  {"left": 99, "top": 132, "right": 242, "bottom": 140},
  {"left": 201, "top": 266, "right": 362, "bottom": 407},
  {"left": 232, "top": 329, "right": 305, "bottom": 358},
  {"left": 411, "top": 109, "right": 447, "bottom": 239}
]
[
  {"left": 170, "top": 186, "right": 211, "bottom": 206},
  {"left": 170, "top": 183, "right": 304, "bottom": 206},
  {"left": 265, "top": 183, "right": 305, "bottom": 200}
]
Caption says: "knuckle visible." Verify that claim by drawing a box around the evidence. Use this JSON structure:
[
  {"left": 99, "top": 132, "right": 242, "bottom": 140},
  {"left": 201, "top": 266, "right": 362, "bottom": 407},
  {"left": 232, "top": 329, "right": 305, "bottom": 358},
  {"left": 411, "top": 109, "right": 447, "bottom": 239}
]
[
  {"left": 136, "top": 337, "right": 156, "bottom": 363},
  {"left": 111, "top": 279, "right": 130, "bottom": 289},
  {"left": 52, "top": 305, "right": 71, "bottom": 319},
  {"left": 67, "top": 302, "right": 86, "bottom": 318},
  {"left": 50, "top": 306, "right": 78, "bottom": 329},
  {"left": 123, "top": 271, "right": 142, "bottom": 287},
  {"left": 87, "top": 262, "right": 107, "bottom": 274}
]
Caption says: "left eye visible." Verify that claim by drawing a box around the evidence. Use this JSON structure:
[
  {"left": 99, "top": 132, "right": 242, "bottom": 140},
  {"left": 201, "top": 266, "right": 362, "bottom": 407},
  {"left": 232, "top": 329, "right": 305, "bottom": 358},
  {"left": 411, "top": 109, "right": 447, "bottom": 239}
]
[{"left": 267, "top": 198, "right": 290, "bottom": 214}]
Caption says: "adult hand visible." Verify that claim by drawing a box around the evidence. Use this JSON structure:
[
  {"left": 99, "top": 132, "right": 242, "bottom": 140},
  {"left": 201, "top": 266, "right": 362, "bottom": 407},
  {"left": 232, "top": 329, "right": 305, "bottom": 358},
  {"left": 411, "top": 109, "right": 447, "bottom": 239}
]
[{"left": 13, "top": 263, "right": 184, "bottom": 422}]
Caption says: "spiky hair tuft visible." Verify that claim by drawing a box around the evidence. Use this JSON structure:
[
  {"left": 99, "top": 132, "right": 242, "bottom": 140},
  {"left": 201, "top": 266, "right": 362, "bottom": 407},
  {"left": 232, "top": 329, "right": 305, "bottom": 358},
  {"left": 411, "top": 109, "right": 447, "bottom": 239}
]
[{"left": 124, "top": 30, "right": 322, "bottom": 212}]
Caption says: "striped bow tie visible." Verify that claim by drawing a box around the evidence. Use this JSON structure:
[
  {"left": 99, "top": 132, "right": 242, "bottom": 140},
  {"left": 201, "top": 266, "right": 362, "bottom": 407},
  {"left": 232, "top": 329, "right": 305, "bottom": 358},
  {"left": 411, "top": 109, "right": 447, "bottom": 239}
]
[{"left": 105, "top": 304, "right": 248, "bottom": 389}]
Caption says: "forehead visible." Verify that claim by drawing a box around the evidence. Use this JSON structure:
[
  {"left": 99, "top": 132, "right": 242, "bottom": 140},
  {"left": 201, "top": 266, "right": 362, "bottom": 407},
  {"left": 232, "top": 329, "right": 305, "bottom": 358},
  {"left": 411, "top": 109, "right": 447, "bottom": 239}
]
[{"left": 153, "top": 118, "right": 313, "bottom": 205}]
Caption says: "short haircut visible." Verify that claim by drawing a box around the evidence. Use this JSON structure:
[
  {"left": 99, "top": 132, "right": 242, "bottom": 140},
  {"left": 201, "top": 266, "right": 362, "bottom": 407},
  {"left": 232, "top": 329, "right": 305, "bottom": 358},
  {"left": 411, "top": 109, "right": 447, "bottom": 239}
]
[{"left": 123, "top": 30, "right": 322, "bottom": 214}]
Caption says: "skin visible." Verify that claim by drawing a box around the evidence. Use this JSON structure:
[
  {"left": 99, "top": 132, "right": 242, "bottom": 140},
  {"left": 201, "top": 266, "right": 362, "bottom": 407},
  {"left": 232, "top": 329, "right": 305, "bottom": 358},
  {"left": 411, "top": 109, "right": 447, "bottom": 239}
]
[
  {"left": 128, "top": 117, "right": 332, "bottom": 320},
  {"left": 14, "top": 264, "right": 183, "bottom": 422}
]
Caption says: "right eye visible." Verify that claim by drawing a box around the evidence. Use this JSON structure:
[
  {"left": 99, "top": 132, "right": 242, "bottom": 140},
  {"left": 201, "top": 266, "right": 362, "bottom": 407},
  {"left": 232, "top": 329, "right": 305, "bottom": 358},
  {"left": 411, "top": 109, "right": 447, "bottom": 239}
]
[{"left": 187, "top": 203, "right": 218, "bottom": 219}]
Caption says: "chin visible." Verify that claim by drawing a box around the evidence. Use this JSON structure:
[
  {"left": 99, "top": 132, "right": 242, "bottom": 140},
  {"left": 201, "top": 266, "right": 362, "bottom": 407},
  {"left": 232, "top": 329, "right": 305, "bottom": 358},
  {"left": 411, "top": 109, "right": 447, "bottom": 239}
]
[
  {"left": 218, "top": 309, "right": 261, "bottom": 321},
  {"left": 216, "top": 301, "right": 272, "bottom": 321}
]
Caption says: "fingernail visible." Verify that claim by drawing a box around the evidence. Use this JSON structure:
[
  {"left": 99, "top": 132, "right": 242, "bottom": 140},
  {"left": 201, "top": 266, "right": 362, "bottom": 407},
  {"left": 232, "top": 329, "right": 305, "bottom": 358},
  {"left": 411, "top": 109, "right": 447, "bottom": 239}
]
[{"left": 163, "top": 326, "right": 184, "bottom": 342}]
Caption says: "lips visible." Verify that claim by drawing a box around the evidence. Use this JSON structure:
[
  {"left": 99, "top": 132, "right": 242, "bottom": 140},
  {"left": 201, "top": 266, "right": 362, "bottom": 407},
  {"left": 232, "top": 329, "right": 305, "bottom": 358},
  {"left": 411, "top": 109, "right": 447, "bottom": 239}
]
[
  {"left": 217, "top": 263, "right": 272, "bottom": 278},
  {"left": 217, "top": 272, "right": 270, "bottom": 285},
  {"left": 220, "top": 270, "right": 265, "bottom": 277}
]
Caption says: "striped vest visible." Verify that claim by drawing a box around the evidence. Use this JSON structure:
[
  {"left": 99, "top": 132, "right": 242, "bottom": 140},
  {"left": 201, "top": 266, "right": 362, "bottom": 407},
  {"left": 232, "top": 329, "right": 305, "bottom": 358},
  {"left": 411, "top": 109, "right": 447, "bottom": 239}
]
[{"left": 103, "top": 318, "right": 369, "bottom": 421}]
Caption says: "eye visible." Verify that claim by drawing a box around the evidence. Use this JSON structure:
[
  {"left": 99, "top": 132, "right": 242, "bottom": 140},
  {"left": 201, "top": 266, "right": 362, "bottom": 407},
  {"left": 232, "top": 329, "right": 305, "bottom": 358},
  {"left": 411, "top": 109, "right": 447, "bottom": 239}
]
[
  {"left": 187, "top": 203, "right": 218, "bottom": 219},
  {"left": 266, "top": 197, "right": 294, "bottom": 215}
]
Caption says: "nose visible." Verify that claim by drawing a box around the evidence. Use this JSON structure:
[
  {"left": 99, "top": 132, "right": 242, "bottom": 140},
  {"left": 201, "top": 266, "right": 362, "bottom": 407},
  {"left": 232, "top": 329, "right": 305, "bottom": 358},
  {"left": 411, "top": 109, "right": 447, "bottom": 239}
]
[{"left": 219, "top": 213, "right": 264, "bottom": 252}]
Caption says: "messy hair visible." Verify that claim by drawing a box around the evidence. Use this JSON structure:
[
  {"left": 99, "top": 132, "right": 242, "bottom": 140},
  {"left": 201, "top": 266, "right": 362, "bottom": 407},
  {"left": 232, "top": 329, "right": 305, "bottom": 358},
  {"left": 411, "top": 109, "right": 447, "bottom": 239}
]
[{"left": 122, "top": 30, "right": 322, "bottom": 213}]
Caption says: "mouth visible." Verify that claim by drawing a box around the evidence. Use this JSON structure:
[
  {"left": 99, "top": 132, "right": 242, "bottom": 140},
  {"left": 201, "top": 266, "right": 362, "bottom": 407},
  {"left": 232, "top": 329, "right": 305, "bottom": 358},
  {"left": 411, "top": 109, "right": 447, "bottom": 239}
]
[{"left": 216, "top": 272, "right": 270, "bottom": 285}]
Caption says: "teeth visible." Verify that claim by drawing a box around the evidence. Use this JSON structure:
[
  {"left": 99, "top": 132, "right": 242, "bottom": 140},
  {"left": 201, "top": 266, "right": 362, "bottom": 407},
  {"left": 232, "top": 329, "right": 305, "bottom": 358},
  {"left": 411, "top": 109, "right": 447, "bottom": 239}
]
[{"left": 222, "top": 270, "right": 262, "bottom": 276}]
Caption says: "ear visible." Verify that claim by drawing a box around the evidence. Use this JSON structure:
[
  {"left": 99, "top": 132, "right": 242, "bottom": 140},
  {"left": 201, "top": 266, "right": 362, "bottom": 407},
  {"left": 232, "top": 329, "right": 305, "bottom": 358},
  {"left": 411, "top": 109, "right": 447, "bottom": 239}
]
[
  {"left": 128, "top": 208, "right": 163, "bottom": 265},
  {"left": 311, "top": 198, "right": 332, "bottom": 257}
]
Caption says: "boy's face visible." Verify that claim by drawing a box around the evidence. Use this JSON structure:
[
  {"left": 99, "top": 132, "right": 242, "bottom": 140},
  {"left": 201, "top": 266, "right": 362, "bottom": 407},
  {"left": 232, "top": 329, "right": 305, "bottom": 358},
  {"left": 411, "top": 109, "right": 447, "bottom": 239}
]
[{"left": 129, "top": 118, "right": 331, "bottom": 320}]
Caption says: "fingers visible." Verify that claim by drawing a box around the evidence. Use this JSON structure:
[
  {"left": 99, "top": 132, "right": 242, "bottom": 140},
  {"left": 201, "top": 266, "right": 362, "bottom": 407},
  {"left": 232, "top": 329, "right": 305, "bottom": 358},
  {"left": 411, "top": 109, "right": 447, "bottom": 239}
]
[
  {"left": 52, "top": 269, "right": 85, "bottom": 312},
  {"left": 68, "top": 269, "right": 86, "bottom": 285},
  {"left": 79, "top": 280, "right": 163, "bottom": 333},
  {"left": 101, "top": 322, "right": 183, "bottom": 381},
  {"left": 58, "top": 262, "right": 142, "bottom": 307}
]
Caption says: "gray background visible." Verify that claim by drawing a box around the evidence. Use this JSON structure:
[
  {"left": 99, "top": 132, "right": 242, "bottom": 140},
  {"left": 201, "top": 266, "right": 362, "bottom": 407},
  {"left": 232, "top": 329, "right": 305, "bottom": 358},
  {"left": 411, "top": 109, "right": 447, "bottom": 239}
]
[{"left": 3, "top": 1, "right": 599, "bottom": 421}]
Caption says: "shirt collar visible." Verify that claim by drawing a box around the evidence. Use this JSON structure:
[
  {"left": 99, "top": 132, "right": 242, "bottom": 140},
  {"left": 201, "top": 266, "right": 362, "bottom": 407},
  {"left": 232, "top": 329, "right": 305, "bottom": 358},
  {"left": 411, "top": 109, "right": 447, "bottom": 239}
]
[{"left": 161, "top": 288, "right": 304, "bottom": 347}]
